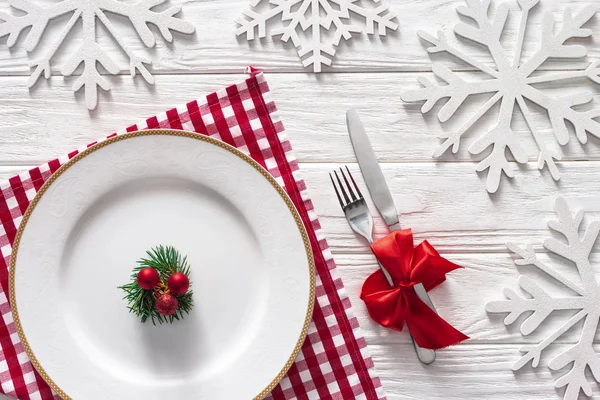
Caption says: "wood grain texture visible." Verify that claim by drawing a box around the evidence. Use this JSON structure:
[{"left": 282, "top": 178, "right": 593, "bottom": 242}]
[
  {"left": 0, "top": 74, "right": 599, "bottom": 164},
  {"left": 0, "top": 0, "right": 598, "bottom": 74},
  {"left": 369, "top": 343, "right": 595, "bottom": 399},
  {"left": 304, "top": 162, "right": 600, "bottom": 254},
  {"left": 1, "top": 0, "right": 600, "bottom": 398}
]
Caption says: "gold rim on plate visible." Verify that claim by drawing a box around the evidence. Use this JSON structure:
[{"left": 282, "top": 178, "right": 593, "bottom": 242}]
[{"left": 9, "top": 129, "right": 316, "bottom": 400}]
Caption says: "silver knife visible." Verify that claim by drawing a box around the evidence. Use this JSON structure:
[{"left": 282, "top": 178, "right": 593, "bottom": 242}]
[{"left": 346, "top": 109, "right": 437, "bottom": 364}]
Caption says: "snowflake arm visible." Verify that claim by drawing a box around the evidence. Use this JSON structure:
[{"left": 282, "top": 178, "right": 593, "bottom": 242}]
[
  {"left": 544, "top": 198, "right": 600, "bottom": 284},
  {"left": 512, "top": 0, "right": 540, "bottom": 67},
  {"left": 342, "top": 1, "right": 398, "bottom": 36},
  {"left": 0, "top": 0, "right": 194, "bottom": 109},
  {"left": 512, "top": 309, "right": 586, "bottom": 369},
  {"left": 522, "top": 76, "right": 600, "bottom": 146},
  {"left": 486, "top": 276, "right": 585, "bottom": 333},
  {"left": 95, "top": 9, "right": 153, "bottom": 84},
  {"left": 506, "top": 241, "right": 582, "bottom": 293},
  {"left": 266, "top": 0, "right": 310, "bottom": 51},
  {"left": 454, "top": 0, "right": 512, "bottom": 72},
  {"left": 236, "top": 0, "right": 397, "bottom": 72},
  {"left": 98, "top": 0, "right": 195, "bottom": 47},
  {"left": 526, "top": 60, "right": 600, "bottom": 86},
  {"left": 275, "top": 0, "right": 312, "bottom": 43},
  {"left": 549, "top": 313, "right": 600, "bottom": 399},
  {"left": 520, "top": 5, "right": 597, "bottom": 78},
  {"left": 320, "top": 1, "right": 361, "bottom": 48},
  {"left": 487, "top": 197, "right": 600, "bottom": 399},
  {"left": 517, "top": 95, "right": 561, "bottom": 180},
  {"left": 28, "top": 10, "right": 80, "bottom": 88},
  {"left": 297, "top": 1, "right": 361, "bottom": 71},
  {"left": 0, "top": 0, "right": 77, "bottom": 50},
  {"left": 61, "top": 8, "right": 120, "bottom": 110},
  {"left": 516, "top": 6, "right": 600, "bottom": 148},
  {"left": 401, "top": 63, "right": 501, "bottom": 122},
  {"left": 468, "top": 98, "right": 528, "bottom": 193},
  {"left": 235, "top": 1, "right": 290, "bottom": 40},
  {"left": 433, "top": 92, "right": 502, "bottom": 157},
  {"left": 404, "top": 1, "right": 600, "bottom": 193},
  {"left": 416, "top": 30, "right": 498, "bottom": 78}
]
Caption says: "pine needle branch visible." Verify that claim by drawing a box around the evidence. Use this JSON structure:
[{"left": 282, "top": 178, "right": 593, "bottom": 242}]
[{"left": 118, "top": 245, "right": 193, "bottom": 325}]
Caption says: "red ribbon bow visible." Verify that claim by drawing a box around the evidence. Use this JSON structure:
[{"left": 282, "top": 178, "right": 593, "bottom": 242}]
[{"left": 360, "top": 229, "right": 469, "bottom": 350}]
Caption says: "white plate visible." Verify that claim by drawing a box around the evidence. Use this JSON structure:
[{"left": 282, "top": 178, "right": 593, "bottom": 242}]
[{"left": 10, "top": 130, "right": 314, "bottom": 400}]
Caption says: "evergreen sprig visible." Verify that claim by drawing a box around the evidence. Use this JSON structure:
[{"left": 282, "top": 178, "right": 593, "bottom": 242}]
[{"left": 118, "top": 245, "right": 194, "bottom": 325}]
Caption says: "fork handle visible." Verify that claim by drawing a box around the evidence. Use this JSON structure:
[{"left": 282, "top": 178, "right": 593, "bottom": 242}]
[{"left": 375, "top": 260, "right": 436, "bottom": 365}]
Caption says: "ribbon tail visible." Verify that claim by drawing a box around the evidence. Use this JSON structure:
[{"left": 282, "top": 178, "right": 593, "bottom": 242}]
[
  {"left": 412, "top": 241, "right": 464, "bottom": 292},
  {"left": 404, "top": 290, "right": 469, "bottom": 350}
]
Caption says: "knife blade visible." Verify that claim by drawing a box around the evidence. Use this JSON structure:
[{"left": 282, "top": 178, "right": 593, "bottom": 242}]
[
  {"left": 346, "top": 109, "right": 438, "bottom": 364},
  {"left": 346, "top": 109, "right": 400, "bottom": 230}
]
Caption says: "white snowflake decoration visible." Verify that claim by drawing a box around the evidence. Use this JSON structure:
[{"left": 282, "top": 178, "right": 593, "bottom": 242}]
[
  {"left": 486, "top": 197, "right": 600, "bottom": 400},
  {"left": 0, "top": 0, "right": 195, "bottom": 109},
  {"left": 401, "top": 0, "right": 600, "bottom": 193},
  {"left": 236, "top": 0, "right": 398, "bottom": 72}
]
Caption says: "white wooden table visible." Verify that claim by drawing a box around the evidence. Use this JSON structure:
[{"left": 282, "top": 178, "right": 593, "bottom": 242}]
[{"left": 1, "top": 0, "right": 599, "bottom": 399}]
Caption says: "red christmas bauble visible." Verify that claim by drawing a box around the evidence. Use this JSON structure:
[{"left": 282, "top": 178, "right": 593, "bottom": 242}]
[
  {"left": 168, "top": 272, "right": 190, "bottom": 295},
  {"left": 137, "top": 268, "right": 160, "bottom": 290},
  {"left": 156, "top": 293, "right": 178, "bottom": 316}
]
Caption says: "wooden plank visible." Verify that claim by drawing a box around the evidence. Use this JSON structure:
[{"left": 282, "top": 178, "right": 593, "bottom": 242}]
[
  {"left": 369, "top": 343, "right": 588, "bottom": 399},
  {"left": 0, "top": 74, "right": 599, "bottom": 164},
  {"left": 298, "top": 162, "right": 600, "bottom": 254},
  {"left": 0, "top": 0, "right": 598, "bottom": 75}
]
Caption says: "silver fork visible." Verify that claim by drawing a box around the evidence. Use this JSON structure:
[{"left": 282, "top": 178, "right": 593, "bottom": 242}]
[{"left": 330, "top": 166, "right": 436, "bottom": 365}]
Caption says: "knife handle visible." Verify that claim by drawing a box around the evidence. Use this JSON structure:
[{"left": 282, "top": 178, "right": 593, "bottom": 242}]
[
  {"left": 412, "top": 337, "right": 436, "bottom": 365},
  {"left": 410, "top": 282, "right": 436, "bottom": 364},
  {"left": 386, "top": 225, "right": 437, "bottom": 363},
  {"left": 376, "top": 261, "right": 436, "bottom": 365}
]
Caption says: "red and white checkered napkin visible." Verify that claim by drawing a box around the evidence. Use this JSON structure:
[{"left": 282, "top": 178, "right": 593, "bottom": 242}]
[{"left": 0, "top": 72, "right": 385, "bottom": 400}]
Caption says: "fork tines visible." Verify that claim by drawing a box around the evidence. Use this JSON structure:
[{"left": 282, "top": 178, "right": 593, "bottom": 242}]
[{"left": 329, "top": 166, "right": 363, "bottom": 209}]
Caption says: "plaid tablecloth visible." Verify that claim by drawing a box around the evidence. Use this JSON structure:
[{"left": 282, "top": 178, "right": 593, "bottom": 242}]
[{"left": 0, "top": 72, "right": 385, "bottom": 399}]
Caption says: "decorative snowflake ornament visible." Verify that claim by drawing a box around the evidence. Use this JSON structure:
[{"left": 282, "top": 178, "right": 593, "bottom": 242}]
[
  {"left": 486, "top": 197, "right": 600, "bottom": 400},
  {"left": 0, "top": 0, "right": 195, "bottom": 109},
  {"left": 402, "top": 0, "right": 600, "bottom": 193},
  {"left": 236, "top": 0, "right": 398, "bottom": 72}
]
